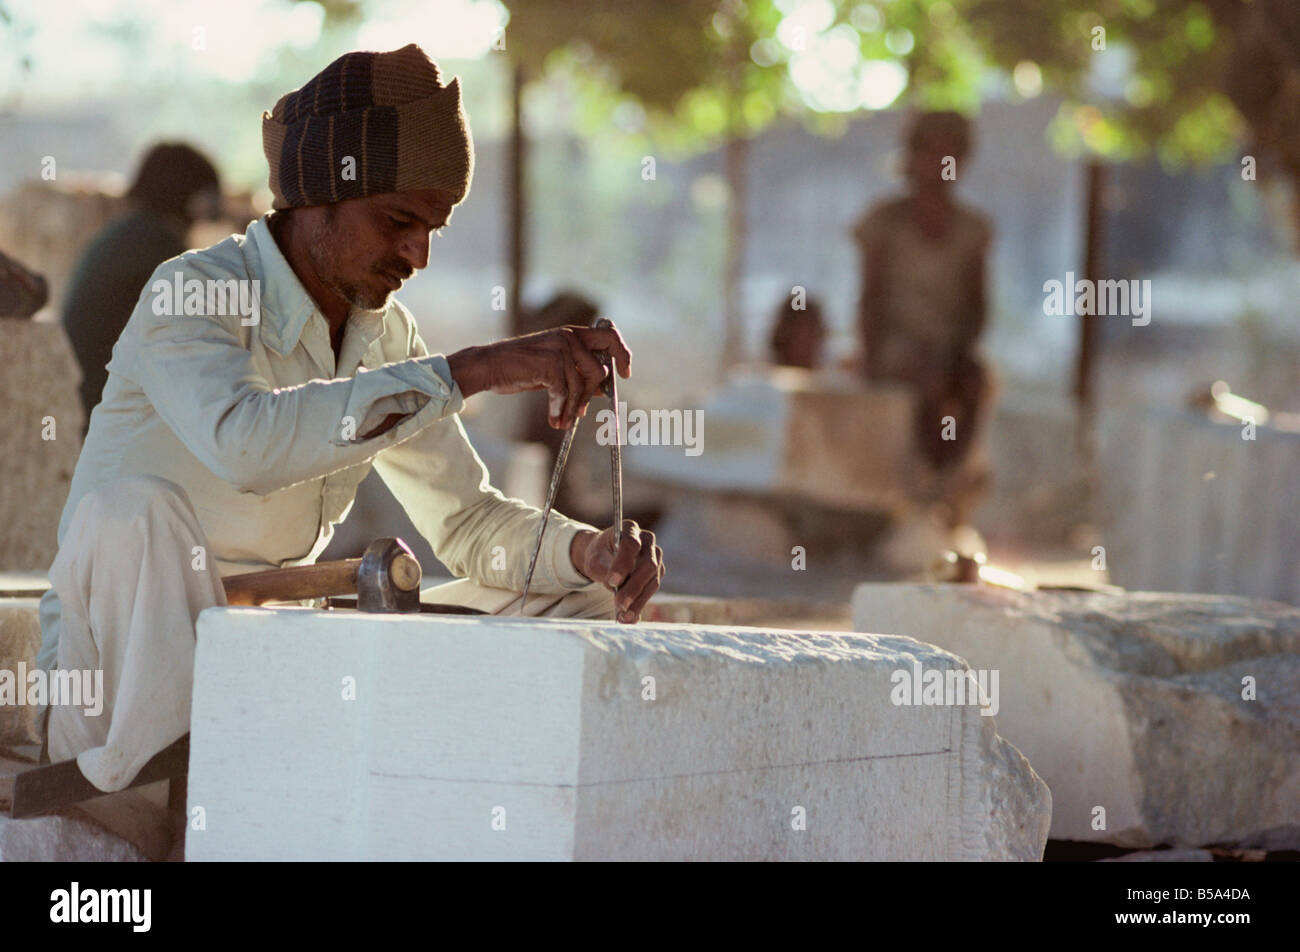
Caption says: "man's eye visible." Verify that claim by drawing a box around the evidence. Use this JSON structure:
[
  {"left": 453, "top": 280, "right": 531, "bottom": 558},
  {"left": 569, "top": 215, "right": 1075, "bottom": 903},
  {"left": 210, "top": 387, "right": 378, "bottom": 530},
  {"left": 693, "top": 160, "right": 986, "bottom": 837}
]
[{"left": 388, "top": 216, "right": 411, "bottom": 228}]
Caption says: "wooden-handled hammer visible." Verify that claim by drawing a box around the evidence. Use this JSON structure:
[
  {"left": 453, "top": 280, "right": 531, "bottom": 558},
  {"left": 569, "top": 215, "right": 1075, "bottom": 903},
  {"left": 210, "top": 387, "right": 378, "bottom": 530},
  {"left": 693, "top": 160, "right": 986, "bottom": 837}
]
[{"left": 221, "top": 537, "right": 422, "bottom": 612}]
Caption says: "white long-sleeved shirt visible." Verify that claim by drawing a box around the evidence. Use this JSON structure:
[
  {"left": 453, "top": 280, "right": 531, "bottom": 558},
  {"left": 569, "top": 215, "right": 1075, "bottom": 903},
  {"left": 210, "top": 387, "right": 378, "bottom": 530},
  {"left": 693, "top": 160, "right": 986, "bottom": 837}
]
[{"left": 38, "top": 213, "right": 596, "bottom": 669}]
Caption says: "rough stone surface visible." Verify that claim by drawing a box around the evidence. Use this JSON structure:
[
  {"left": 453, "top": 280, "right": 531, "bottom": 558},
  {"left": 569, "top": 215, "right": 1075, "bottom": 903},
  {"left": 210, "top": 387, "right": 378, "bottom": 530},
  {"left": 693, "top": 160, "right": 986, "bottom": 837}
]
[
  {"left": 638, "top": 594, "right": 750, "bottom": 625},
  {"left": 0, "top": 321, "right": 84, "bottom": 570},
  {"left": 853, "top": 583, "right": 1300, "bottom": 850},
  {"left": 0, "top": 812, "right": 148, "bottom": 862},
  {"left": 0, "top": 598, "right": 43, "bottom": 745},
  {"left": 1100, "top": 406, "right": 1300, "bottom": 605},
  {"left": 639, "top": 593, "right": 848, "bottom": 629},
  {"left": 187, "top": 607, "right": 1050, "bottom": 861}
]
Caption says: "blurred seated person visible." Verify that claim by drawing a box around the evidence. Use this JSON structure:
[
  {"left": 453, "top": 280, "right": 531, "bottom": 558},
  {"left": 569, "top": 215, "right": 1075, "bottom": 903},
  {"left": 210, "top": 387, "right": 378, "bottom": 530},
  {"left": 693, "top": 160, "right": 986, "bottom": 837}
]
[
  {"left": 769, "top": 291, "right": 827, "bottom": 370},
  {"left": 852, "top": 111, "right": 992, "bottom": 471},
  {"left": 62, "top": 143, "right": 222, "bottom": 434},
  {"left": 0, "top": 249, "right": 48, "bottom": 318}
]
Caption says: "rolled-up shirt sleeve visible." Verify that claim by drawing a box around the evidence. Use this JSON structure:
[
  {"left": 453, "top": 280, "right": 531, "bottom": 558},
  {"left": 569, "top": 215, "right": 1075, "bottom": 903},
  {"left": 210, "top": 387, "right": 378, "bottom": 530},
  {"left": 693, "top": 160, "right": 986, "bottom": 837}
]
[
  {"left": 333, "top": 354, "right": 463, "bottom": 444},
  {"left": 371, "top": 324, "right": 599, "bottom": 595},
  {"left": 129, "top": 268, "right": 465, "bottom": 496}
]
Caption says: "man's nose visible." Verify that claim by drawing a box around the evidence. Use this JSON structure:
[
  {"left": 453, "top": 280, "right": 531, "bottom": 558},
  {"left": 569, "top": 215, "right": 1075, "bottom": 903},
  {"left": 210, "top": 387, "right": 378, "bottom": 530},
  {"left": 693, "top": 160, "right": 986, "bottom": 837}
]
[{"left": 396, "top": 229, "right": 429, "bottom": 271}]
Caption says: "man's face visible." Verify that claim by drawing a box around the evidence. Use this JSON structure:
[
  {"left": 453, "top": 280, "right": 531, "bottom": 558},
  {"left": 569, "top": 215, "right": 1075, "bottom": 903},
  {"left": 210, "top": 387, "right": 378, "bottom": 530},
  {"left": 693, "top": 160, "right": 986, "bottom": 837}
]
[{"left": 304, "top": 189, "right": 454, "bottom": 312}]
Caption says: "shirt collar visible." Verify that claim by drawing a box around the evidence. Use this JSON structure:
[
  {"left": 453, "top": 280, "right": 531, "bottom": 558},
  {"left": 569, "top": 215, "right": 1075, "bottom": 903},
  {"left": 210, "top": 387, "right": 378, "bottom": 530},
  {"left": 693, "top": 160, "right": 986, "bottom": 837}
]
[
  {"left": 242, "top": 214, "right": 395, "bottom": 362},
  {"left": 244, "top": 214, "right": 319, "bottom": 357}
]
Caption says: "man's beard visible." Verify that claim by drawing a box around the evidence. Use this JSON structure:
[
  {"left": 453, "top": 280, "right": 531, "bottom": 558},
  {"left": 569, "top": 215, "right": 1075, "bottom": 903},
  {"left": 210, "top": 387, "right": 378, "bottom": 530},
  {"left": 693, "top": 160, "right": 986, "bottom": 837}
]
[{"left": 307, "top": 208, "right": 390, "bottom": 312}]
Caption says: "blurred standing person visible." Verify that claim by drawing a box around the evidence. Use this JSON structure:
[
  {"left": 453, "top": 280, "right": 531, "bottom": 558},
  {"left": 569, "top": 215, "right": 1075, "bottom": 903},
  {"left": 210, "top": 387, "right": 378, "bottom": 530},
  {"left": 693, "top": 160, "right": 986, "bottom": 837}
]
[
  {"left": 852, "top": 111, "right": 992, "bottom": 470},
  {"left": 62, "top": 143, "right": 222, "bottom": 434}
]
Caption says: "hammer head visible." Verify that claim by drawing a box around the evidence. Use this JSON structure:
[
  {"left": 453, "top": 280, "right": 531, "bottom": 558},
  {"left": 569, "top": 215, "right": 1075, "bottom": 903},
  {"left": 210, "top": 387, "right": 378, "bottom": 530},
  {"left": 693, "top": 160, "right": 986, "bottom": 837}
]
[{"left": 357, "top": 537, "right": 422, "bottom": 613}]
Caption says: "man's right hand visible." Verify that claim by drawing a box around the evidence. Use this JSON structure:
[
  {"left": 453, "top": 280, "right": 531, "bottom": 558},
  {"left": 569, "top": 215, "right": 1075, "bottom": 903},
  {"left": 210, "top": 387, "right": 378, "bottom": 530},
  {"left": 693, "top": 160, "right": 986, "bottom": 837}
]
[{"left": 447, "top": 323, "right": 632, "bottom": 429}]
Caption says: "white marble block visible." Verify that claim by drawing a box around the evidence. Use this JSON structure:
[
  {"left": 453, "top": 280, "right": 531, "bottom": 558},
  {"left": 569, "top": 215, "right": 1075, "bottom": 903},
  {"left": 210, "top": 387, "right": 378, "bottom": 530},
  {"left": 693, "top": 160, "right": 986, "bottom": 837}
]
[
  {"left": 627, "top": 368, "right": 922, "bottom": 513},
  {"left": 186, "top": 608, "right": 1050, "bottom": 861},
  {"left": 1099, "top": 406, "right": 1300, "bottom": 604},
  {"left": 852, "top": 583, "right": 1300, "bottom": 850}
]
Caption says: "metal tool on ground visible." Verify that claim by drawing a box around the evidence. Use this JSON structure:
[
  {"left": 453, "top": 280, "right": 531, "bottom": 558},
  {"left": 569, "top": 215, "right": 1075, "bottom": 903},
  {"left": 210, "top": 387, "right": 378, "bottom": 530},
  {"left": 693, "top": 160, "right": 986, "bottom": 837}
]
[{"left": 517, "top": 317, "right": 624, "bottom": 617}]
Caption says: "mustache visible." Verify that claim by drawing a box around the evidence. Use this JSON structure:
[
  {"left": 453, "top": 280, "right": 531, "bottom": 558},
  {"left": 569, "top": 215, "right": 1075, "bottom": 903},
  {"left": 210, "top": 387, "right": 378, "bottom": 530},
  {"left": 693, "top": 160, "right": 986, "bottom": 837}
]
[{"left": 377, "top": 263, "right": 415, "bottom": 280}]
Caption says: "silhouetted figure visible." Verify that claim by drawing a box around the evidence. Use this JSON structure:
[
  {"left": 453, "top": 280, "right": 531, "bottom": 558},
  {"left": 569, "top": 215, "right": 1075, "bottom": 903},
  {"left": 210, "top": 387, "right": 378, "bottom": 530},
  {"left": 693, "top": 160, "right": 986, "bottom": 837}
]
[
  {"left": 0, "top": 249, "right": 48, "bottom": 318},
  {"left": 62, "top": 143, "right": 222, "bottom": 433},
  {"left": 769, "top": 292, "right": 826, "bottom": 370},
  {"left": 853, "top": 111, "right": 991, "bottom": 470}
]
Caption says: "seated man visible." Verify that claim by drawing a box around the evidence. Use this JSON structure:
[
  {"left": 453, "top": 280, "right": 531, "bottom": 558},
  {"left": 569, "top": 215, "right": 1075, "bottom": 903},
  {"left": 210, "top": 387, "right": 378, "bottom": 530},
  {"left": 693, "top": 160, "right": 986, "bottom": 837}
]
[{"left": 36, "top": 44, "right": 664, "bottom": 852}]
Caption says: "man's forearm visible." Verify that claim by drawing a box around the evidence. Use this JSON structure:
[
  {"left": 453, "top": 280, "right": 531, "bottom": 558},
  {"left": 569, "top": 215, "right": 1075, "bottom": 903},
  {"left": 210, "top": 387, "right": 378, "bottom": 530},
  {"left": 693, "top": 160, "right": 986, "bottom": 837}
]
[{"left": 446, "top": 345, "right": 489, "bottom": 399}]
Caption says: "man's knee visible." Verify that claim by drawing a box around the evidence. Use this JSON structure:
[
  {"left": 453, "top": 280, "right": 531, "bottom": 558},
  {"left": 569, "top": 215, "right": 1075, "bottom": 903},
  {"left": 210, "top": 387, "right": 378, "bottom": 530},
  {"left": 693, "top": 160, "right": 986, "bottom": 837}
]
[{"left": 77, "top": 475, "right": 197, "bottom": 538}]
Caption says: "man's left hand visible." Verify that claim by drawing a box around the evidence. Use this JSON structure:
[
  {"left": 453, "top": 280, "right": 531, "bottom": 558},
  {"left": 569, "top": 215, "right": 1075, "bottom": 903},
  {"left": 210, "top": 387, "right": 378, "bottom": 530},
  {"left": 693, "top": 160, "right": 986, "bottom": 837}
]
[{"left": 569, "top": 521, "right": 665, "bottom": 623}]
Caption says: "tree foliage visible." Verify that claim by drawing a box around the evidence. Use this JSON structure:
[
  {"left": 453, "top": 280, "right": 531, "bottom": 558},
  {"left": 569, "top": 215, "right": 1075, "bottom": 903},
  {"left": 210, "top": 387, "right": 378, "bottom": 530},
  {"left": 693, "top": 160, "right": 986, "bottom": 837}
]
[
  {"left": 966, "top": 0, "right": 1297, "bottom": 173},
  {"left": 503, "top": 0, "right": 1297, "bottom": 179}
]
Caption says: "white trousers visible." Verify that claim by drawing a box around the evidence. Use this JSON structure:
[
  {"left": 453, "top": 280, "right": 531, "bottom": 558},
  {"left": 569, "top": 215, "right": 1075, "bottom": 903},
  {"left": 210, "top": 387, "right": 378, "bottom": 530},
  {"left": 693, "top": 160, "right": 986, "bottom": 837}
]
[{"left": 44, "top": 474, "right": 613, "bottom": 810}]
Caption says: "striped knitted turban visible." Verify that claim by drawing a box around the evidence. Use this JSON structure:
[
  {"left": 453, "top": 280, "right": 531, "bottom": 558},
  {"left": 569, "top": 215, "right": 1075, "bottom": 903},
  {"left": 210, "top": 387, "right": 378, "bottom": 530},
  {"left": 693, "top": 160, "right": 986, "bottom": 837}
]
[{"left": 262, "top": 44, "right": 474, "bottom": 210}]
